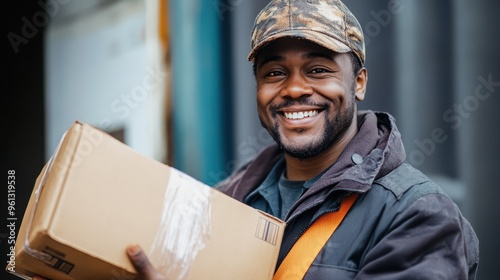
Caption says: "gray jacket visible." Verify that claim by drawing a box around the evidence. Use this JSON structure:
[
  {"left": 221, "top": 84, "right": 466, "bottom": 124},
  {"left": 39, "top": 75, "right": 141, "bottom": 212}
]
[{"left": 217, "top": 111, "right": 479, "bottom": 279}]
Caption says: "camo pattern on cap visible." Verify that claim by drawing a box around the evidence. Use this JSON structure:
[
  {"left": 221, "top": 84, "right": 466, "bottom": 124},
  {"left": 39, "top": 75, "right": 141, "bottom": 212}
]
[{"left": 248, "top": 0, "right": 365, "bottom": 65}]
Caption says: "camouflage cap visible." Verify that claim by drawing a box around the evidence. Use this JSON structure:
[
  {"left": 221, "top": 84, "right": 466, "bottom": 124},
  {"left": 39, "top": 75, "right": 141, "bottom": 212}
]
[{"left": 248, "top": 0, "right": 365, "bottom": 65}]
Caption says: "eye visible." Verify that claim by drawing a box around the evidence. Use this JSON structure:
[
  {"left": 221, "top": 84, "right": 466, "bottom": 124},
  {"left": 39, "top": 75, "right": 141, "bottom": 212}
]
[
  {"left": 310, "top": 68, "right": 330, "bottom": 74},
  {"left": 266, "top": 71, "right": 285, "bottom": 77}
]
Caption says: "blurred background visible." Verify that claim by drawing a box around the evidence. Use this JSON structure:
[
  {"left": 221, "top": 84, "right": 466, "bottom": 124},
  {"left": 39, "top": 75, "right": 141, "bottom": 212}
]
[{"left": 2, "top": 0, "right": 499, "bottom": 279}]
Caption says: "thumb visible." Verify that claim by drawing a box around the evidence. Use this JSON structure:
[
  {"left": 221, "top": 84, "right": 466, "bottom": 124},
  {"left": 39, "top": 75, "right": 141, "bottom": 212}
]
[{"left": 126, "top": 245, "right": 162, "bottom": 280}]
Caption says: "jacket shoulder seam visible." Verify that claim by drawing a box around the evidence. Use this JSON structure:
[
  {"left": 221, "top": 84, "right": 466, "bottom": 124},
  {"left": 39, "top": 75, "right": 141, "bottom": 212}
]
[{"left": 374, "top": 163, "right": 441, "bottom": 199}]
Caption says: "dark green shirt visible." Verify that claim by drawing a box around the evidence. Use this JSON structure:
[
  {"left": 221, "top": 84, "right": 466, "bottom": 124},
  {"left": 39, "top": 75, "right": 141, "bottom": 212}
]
[{"left": 244, "top": 156, "right": 326, "bottom": 220}]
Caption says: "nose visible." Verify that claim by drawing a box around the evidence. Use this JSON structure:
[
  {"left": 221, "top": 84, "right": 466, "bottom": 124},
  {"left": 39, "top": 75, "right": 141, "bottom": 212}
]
[{"left": 280, "top": 73, "right": 313, "bottom": 99}]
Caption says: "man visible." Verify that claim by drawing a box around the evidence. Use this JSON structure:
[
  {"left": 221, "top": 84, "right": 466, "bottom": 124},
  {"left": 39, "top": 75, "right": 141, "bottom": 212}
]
[
  {"left": 215, "top": 1, "right": 479, "bottom": 279},
  {"left": 35, "top": 0, "right": 479, "bottom": 279}
]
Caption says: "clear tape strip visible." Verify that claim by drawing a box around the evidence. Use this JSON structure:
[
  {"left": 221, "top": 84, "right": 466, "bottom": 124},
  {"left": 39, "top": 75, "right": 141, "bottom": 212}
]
[
  {"left": 149, "top": 168, "right": 212, "bottom": 280},
  {"left": 23, "top": 132, "right": 68, "bottom": 263}
]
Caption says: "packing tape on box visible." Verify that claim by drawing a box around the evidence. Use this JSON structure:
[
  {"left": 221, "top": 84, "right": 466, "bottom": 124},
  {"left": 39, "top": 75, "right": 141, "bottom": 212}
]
[{"left": 150, "top": 168, "right": 212, "bottom": 280}]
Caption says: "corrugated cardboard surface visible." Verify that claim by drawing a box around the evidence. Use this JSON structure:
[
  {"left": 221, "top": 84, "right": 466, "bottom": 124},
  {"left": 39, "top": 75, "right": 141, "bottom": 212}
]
[{"left": 7, "top": 122, "right": 284, "bottom": 280}]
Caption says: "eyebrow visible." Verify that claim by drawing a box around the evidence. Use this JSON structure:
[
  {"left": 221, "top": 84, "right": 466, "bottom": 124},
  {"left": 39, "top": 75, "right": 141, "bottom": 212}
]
[
  {"left": 257, "top": 55, "right": 284, "bottom": 71},
  {"left": 257, "top": 51, "right": 336, "bottom": 70}
]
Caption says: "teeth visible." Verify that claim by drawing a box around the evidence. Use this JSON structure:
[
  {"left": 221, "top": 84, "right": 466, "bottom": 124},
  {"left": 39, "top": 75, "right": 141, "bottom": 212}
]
[{"left": 284, "top": 110, "right": 318, "bottom": 120}]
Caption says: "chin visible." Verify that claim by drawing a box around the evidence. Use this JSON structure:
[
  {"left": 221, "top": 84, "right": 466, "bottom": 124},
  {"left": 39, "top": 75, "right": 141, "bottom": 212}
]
[{"left": 280, "top": 139, "right": 330, "bottom": 160}]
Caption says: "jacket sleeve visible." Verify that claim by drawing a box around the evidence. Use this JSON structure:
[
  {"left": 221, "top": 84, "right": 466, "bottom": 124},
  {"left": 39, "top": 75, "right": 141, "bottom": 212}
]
[{"left": 355, "top": 193, "right": 479, "bottom": 280}]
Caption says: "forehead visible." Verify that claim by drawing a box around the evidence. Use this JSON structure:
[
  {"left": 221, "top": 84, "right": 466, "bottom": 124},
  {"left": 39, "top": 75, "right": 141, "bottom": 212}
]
[{"left": 256, "top": 37, "right": 335, "bottom": 61}]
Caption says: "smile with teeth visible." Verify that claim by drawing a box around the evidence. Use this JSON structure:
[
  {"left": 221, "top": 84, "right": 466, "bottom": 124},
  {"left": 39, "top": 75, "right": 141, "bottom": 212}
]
[{"left": 284, "top": 110, "right": 319, "bottom": 120}]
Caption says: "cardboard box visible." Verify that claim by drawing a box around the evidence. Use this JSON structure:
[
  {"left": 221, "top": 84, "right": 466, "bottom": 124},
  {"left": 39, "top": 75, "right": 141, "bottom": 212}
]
[{"left": 7, "top": 122, "right": 285, "bottom": 280}]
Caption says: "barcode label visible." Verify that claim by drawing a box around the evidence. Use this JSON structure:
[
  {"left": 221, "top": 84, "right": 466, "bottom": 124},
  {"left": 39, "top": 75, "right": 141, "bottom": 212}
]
[
  {"left": 43, "top": 248, "right": 75, "bottom": 274},
  {"left": 54, "top": 259, "right": 74, "bottom": 274},
  {"left": 255, "top": 217, "right": 279, "bottom": 245}
]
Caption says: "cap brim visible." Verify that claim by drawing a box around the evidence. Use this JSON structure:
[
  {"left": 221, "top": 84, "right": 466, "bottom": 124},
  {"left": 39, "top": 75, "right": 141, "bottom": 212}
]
[{"left": 247, "top": 29, "right": 352, "bottom": 62}]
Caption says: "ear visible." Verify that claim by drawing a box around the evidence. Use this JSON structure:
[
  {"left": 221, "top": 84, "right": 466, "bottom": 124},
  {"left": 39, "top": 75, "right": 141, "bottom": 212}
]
[{"left": 354, "top": 68, "right": 367, "bottom": 101}]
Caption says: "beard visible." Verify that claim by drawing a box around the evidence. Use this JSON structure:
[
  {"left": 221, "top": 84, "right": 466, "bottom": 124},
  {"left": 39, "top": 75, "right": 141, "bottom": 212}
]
[{"left": 260, "top": 91, "right": 356, "bottom": 160}]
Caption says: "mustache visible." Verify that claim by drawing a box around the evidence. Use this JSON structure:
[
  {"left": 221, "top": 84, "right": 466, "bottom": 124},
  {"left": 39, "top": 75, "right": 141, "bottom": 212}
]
[{"left": 270, "top": 99, "right": 329, "bottom": 112}]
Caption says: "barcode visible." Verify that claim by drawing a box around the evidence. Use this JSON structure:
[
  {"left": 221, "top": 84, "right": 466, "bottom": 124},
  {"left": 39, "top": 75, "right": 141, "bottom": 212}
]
[
  {"left": 255, "top": 217, "right": 279, "bottom": 245},
  {"left": 43, "top": 248, "right": 75, "bottom": 274},
  {"left": 54, "top": 260, "right": 74, "bottom": 274}
]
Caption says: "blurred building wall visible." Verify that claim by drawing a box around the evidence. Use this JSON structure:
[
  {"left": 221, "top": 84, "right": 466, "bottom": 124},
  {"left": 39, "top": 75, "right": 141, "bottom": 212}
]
[
  {"left": 45, "top": 0, "right": 168, "bottom": 162},
  {"left": 455, "top": 1, "right": 500, "bottom": 278},
  {"left": 169, "top": 0, "right": 233, "bottom": 185}
]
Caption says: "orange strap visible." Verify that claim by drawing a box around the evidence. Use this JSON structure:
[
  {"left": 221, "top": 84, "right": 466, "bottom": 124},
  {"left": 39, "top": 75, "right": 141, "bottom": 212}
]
[{"left": 273, "top": 193, "right": 359, "bottom": 280}]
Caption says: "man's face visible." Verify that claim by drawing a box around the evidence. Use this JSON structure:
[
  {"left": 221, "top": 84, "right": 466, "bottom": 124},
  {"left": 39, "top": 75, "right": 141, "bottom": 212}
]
[{"left": 255, "top": 37, "right": 363, "bottom": 159}]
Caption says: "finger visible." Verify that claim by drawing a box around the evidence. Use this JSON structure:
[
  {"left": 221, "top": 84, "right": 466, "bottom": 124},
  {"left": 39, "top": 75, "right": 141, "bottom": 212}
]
[{"left": 126, "top": 245, "right": 158, "bottom": 279}]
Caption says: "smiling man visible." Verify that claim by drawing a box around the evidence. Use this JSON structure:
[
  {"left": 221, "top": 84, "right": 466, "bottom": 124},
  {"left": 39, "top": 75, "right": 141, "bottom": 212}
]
[
  {"left": 253, "top": 37, "right": 365, "bottom": 181},
  {"left": 31, "top": 1, "right": 478, "bottom": 280},
  {"left": 216, "top": 0, "right": 479, "bottom": 279}
]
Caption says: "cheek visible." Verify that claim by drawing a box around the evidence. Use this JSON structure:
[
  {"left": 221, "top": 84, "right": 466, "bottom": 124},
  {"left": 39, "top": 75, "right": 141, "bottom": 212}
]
[
  {"left": 256, "top": 90, "right": 271, "bottom": 123},
  {"left": 316, "top": 82, "right": 350, "bottom": 107},
  {"left": 256, "top": 85, "right": 276, "bottom": 110}
]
